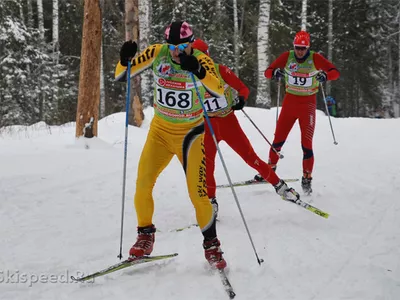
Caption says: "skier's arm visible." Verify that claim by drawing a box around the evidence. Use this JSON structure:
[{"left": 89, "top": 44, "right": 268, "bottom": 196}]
[
  {"left": 115, "top": 44, "right": 163, "bottom": 82},
  {"left": 196, "top": 54, "right": 225, "bottom": 97},
  {"left": 218, "top": 64, "right": 250, "bottom": 100},
  {"left": 264, "top": 52, "right": 290, "bottom": 79},
  {"left": 313, "top": 53, "right": 340, "bottom": 81}
]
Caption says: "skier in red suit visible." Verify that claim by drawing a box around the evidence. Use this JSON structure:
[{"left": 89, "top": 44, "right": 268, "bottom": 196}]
[
  {"left": 254, "top": 31, "right": 339, "bottom": 195},
  {"left": 192, "top": 39, "right": 300, "bottom": 217}
]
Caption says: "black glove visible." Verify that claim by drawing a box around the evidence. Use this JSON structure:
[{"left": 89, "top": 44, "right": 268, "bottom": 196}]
[
  {"left": 232, "top": 96, "right": 246, "bottom": 111},
  {"left": 179, "top": 53, "right": 206, "bottom": 79},
  {"left": 316, "top": 71, "right": 327, "bottom": 83},
  {"left": 273, "top": 68, "right": 284, "bottom": 81},
  {"left": 120, "top": 40, "right": 137, "bottom": 67}
]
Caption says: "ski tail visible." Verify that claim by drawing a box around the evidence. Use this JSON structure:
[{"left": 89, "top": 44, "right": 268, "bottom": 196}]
[
  {"left": 71, "top": 253, "right": 178, "bottom": 282},
  {"left": 217, "top": 178, "right": 299, "bottom": 188},
  {"left": 219, "top": 269, "right": 236, "bottom": 299}
]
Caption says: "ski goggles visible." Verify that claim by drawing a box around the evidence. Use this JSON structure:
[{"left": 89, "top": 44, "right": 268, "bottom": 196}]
[
  {"left": 168, "top": 42, "right": 189, "bottom": 52},
  {"left": 294, "top": 46, "right": 308, "bottom": 51}
]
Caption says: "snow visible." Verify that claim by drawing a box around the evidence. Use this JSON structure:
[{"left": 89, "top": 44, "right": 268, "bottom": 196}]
[{"left": 1, "top": 107, "right": 399, "bottom": 300}]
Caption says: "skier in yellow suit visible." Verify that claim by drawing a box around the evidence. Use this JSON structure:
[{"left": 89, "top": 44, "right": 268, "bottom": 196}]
[{"left": 115, "top": 21, "right": 226, "bottom": 269}]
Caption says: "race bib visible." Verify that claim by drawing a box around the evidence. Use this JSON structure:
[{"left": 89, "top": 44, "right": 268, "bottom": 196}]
[
  {"left": 287, "top": 75, "right": 313, "bottom": 87},
  {"left": 156, "top": 86, "right": 192, "bottom": 110},
  {"left": 203, "top": 96, "right": 228, "bottom": 113}
]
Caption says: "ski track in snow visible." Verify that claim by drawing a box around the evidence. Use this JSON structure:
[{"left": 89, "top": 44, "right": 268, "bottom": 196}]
[{"left": 1, "top": 108, "right": 399, "bottom": 300}]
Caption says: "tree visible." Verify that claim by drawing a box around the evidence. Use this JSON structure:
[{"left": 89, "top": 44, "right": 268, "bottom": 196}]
[
  {"left": 256, "top": 0, "right": 272, "bottom": 107},
  {"left": 75, "top": 0, "right": 102, "bottom": 137},
  {"left": 125, "top": 0, "right": 144, "bottom": 127}
]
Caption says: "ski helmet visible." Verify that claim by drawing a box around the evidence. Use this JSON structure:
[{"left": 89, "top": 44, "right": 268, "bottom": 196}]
[
  {"left": 192, "top": 39, "right": 209, "bottom": 56},
  {"left": 165, "top": 21, "right": 194, "bottom": 45},
  {"left": 293, "top": 31, "right": 310, "bottom": 48}
]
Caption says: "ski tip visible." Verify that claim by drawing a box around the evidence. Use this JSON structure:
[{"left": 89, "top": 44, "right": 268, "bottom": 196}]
[{"left": 70, "top": 276, "right": 82, "bottom": 282}]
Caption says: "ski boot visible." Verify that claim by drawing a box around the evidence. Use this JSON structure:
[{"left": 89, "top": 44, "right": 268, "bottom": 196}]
[
  {"left": 301, "top": 173, "right": 313, "bottom": 195},
  {"left": 254, "top": 164, "right": 277, "bottom": 182},
  {"left": 203, "top": 237, "right": 227, "bottom": 269},
  {"left": 129, "top": 224, "right": 156, "bottom": 257},
  {"left": 274, "top": 179, "right": 300, "bottom": 202}
]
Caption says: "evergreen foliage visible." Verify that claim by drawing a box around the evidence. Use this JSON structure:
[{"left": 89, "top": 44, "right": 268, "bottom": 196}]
[{"left": 1, "top": 0, "right": 399, "bottom": 127}]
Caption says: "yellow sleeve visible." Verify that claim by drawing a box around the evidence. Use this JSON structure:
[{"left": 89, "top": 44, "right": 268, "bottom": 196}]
[
  {"left": 115, "top": 44, "right": 163, "bottom": 82},
  {"left": 196, "top": 53, "right": 225, "bottom": 97}
]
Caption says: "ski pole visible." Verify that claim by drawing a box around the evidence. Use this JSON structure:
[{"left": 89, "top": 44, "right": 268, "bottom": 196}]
[
  {"left": 118, "top": 60, "right": 132, "bottom": 260},
  {"left": 190, "top": 73, "right": 264, "bottom": 266},
  {"left": 241, "top": 109, "right": 283, "bottom": 159},
  {"left": 319, "top": 82, "right": 338, "bottom": 145},
  {"left": 276, "top": 78, "right": 281, "bottom": 123}
]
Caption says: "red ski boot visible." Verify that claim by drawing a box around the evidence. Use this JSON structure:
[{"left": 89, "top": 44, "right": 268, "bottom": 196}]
[
  {"left": 129, "top": 225, "right": 156, "bottom": 258},
  {"left": 203, "top": 238, "right": 227, "bottom": 269}
]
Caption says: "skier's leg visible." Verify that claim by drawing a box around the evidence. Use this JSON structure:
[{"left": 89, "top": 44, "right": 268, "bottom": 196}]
[
  {"left": 269, "top": 95, "right": 298, "bottom": 167},
  {"left": 222, "top": 113, "right": 280, "bottom": 185},
  {"left": 130, "top": 124, "right": 174, "bottom": 257},
  {"left": 177, "top": 121, "right": 226, "bottom": 269},
  {"left": 134, "top": 126, "right": 173, "bottom": 227}
]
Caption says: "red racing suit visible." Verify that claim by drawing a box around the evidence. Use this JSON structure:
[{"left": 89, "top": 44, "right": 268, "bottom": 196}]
[
  {"left": 265, "top": 50, "right": 339, "bottom": 177},
  {"left": 204, "top": 65, "right": 280, "bottom": 198}
]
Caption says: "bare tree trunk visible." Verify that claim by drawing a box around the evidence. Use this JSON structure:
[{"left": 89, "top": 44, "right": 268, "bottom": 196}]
[
  {"left": 326, "top": 0, "right": 333, "bottom": 95},
  {"left": 75, "top": 0, "right": 102, "bottom": 138},
  {"left": 256, "top": 0, "right": 271, "bottom": 107},
  {"left": 37, "top": 0, "right": 45, "bottom": 121},
  {"left": 139, "top": 0, "right": 151, "bottom": 107},
  {"left": 52, "top": 0, "right": 59, "bottom": 120},
  {"left": 233, "top": 0, "right": 240, "bottom": 75},
  {"left": 125, "top": 0, "right": 144, "bottom": 127},
  {"left": 301, "top": 0, "right": 307, "bottom": 30},
  {"left": 37, "top": 0, "right": 45, "bottom": 40},
  {"left": 100, "top": 44, "right": 106, "bottom": 118},
  {"left": 52, "top": 0, "right": 59, "bottom": 64},
  {"left": 99, "top": 0, "right": 106, "bottom": 119},
  {"left": 27, "top": 0, "right": 33, "bottom": 28}
]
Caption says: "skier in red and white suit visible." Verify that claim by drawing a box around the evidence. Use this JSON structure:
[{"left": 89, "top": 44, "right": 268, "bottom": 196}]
[
  {"left": 254, "top": 31, "right": 339, "bottom": 194},
  {"left": 192, "top": 39, "right": 300, "bottom": 216}
]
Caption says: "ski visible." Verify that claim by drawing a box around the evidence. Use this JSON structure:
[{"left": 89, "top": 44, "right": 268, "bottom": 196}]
[
  {"left": 216, "top": 178, "right": 299, "bottom": 188},
  {"left": 171, "top": 223, "right": 199, "bottom": 232},
  {"left": 219, "top": 269, "right": 236, "bottom": 299},
  {"left": 285, "top": 198, "right": 329, "bottom": 219},
  {"left": 70, "top": 253, "right": 178, "bottom": 282}
]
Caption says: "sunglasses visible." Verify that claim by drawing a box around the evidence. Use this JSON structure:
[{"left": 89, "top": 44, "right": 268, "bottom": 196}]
[
  {"left": 168, "top": 43, "right": 189, "bottom": 52},
  {"left": 294, "top": 46, "right": 308, "bottom": 51}
]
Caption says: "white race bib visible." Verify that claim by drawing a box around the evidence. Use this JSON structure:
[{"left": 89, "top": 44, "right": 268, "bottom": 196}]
[
  {"left": 287, "top": 75, "right": 313, "bottom": 87},
  {"left": 156, "top": 86, "right": 192, "bottom": 110},
  {"left": 203, "top": 96, "right": 228, "bottom": 113}
]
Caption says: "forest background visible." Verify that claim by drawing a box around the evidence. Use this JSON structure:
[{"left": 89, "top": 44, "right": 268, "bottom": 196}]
[{"left": 1, "top": 0, "right": 400, "bottom": 128}]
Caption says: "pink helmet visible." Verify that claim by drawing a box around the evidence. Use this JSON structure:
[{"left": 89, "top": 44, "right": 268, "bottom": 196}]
[
  {"left": 192, "top": 39, "right": 209, "bottom": 56},
  {"left": 164, "top": 21, "right": 194, "bottom": 45},
  {"left": 293, "top": 31, "right": 310, "bottom": 48}
]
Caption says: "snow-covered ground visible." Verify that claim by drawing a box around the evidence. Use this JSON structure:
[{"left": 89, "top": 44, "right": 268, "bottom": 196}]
[{"left": 1, "top": 107, "right": 399, "bottom": 300}]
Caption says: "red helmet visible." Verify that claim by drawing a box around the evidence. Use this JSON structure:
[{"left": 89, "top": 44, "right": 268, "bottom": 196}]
[
  {"left": 192, "top": 39, "right": 209, "bottom": 56},
  {"left": 293, "top": 31, "right": 310, "bottom": 48}
]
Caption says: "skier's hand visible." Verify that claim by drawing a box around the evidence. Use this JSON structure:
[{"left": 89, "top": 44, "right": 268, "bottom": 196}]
[
  {"left": 120, "top": 40, "right": 137, "bottom": 66},
  {"left": 273, "top": 68, "right": 284, "bottom": 81},
  {"left": 232, "top": 96, "right": 246, "bottom": 111},
  {"left": 179, "top": 53, "right": 206, "bottom": 79},
  {"left": 316, "top": 71, "right": 327, "bottom": 83}
]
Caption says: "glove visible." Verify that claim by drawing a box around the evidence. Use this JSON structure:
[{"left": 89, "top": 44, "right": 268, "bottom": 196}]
[
  {"left": 232, "top": 96, "right": 246, "bottom": 111},
  {"left": 179, "top": 53, "right": 206, "bottom": 79},
  {"left": 273, "top": 68, "right": 284, "bottom": 81},
  {"left": 316, "top": 71, "right": 327, "bottom": 83},
  {"left": 120, "top": 40, "right": 137, "bottom": 67}
]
